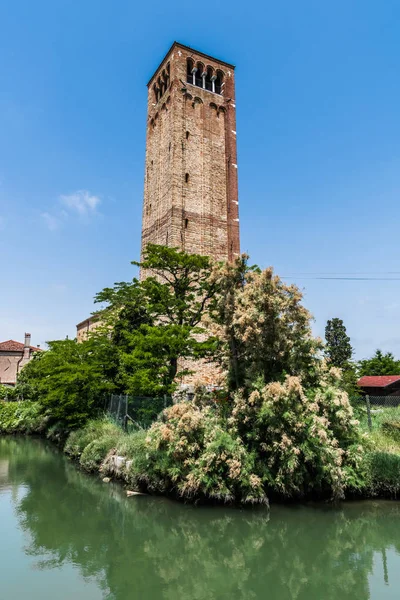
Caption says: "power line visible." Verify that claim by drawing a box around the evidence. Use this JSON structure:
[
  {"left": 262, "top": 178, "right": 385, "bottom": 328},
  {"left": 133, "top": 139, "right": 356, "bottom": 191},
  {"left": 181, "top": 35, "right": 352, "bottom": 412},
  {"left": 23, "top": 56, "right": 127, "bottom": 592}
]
[{"left": 281, "top": 276, "right": 400, "bottom": 281}]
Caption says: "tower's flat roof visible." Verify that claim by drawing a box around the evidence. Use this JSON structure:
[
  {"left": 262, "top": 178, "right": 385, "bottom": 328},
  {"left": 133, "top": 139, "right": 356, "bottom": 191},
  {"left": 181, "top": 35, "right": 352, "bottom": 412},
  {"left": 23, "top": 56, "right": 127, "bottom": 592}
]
[{"left": 147, "top": 41, "right": 235, "bottom": 87}]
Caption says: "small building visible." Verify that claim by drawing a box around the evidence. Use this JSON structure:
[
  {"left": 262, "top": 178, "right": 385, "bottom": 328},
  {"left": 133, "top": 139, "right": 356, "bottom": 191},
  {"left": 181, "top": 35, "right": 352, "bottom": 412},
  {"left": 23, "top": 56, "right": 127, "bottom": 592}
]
[
  {"left": 76, "top": 316, "right": 101, "bottom": 343},
  {"left": 357, "top": 375, "right": 400, "bottom": 397},
  {"left": 0, "top": 333, "right": 42, "bottom": 386}
]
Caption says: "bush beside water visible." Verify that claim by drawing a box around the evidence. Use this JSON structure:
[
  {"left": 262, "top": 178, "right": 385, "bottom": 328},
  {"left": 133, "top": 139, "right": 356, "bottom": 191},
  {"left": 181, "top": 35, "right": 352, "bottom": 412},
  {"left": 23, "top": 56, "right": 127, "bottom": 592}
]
[{"left": 2, "top": 374, "right": 399, "bottom": 504}]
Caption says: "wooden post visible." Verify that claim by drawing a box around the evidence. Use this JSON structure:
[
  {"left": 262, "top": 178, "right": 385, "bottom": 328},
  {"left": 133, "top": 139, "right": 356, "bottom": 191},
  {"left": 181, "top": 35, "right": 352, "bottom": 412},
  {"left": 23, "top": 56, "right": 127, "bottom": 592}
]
[{"left": 366, "top": 395, "right": 372, "bottom": 430}]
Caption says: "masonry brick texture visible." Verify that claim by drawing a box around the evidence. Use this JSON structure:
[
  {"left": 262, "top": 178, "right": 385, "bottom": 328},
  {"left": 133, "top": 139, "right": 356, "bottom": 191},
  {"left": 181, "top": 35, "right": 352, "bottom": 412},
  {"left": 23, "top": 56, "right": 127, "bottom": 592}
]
[{"left": 141, "top": 42, "right": 240, "bottom": 265}]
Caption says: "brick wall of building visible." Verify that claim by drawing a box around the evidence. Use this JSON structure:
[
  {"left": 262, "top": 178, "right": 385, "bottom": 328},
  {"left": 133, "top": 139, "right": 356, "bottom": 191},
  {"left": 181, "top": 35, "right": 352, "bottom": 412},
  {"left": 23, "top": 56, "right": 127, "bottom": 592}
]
[{"left": 141, "top": 42, "right": 240, "bottom": 267}]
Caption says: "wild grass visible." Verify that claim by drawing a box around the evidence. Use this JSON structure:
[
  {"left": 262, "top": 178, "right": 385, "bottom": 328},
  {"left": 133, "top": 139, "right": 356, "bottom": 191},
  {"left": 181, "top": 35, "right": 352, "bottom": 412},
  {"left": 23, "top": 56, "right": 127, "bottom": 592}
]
[
  {"left": 364, "top": 452, "right": 400, "bottom": 497},
  {"left": 64, "top": 418, "right": 122, "bottom": 459}
]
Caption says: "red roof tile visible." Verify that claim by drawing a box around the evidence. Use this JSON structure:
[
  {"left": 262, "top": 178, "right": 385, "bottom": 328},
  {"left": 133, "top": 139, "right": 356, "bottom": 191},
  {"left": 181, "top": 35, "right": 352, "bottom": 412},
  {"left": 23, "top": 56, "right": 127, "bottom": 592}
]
[
  {"left": 0, "top": 340, "right": 42, "bottom": 352},
  {"left": 357, "top": 375, "right": 400, "bottom": 388}
]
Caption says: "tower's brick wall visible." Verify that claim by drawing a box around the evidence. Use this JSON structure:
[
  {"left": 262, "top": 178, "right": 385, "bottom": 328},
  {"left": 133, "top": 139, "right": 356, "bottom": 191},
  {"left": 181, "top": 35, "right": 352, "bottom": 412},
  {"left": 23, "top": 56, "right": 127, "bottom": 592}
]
[
  {"left": 141, "top": 42, "right": 240, "bottom": 266},
  {"left": 141, "top": 43, "right": 240, "bottom": 387}
]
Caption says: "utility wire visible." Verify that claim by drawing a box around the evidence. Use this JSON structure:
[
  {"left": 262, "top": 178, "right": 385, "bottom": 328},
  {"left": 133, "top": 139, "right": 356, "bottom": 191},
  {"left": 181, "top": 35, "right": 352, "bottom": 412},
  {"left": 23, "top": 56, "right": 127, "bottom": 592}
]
[{"left": 281, "top": 276, "right": 400, "bottom": 281}]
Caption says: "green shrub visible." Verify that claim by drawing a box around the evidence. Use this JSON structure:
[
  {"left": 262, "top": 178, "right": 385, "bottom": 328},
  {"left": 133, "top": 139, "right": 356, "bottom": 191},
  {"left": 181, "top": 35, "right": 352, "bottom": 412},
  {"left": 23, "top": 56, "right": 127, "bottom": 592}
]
[
  {"left": 116, "top": 366, "right": 366, "bottom": 504},
  {"left": 64, "top": 419, "right": 121, "bottom": 458},
  {"left": 365, "top": 452, "right": 400, "bottom": 497},
  {"left": 381, "top": 420, "right": 400, "bottom": 442},
  {"left": 80, "top": 430, "right": 123, "bottom": 472},
  {"left": 121, "top": 403, "right": 267, "bottom": 504},
  {"left": 229, "top": 369, "right": 365, "bottom": 500},
  {"left": 0, "top": 401, "right": 47, "bottom": 434},
  {"left": 46, "top": 422, "right": 69, "bottom": 444}
]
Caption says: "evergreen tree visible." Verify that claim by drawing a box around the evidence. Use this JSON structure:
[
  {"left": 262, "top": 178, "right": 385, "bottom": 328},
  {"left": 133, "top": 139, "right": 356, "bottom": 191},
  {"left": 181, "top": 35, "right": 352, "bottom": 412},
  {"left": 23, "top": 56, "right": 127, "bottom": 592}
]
[
  {"left": 358, "top": 349, "right": 400, "bottom": 376},
  {"left": 325, "top": 318, "right": 353, "bottom": 368}
]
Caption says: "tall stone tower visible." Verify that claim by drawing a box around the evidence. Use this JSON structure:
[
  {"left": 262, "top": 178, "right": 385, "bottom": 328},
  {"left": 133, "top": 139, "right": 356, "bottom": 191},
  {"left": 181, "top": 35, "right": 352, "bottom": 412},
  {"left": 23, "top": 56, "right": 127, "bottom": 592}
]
[{"left": 141, "top": 42, "right": 240, "bottom": 264}]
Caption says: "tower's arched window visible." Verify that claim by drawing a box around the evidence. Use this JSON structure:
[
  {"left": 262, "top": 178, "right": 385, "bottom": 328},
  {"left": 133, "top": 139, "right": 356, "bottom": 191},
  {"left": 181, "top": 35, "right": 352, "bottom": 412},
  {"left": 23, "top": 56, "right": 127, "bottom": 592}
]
[
  {"left": 153, "top": 84, "right": 159, "bottom": 103},
  {"left": 195, "top": 62, "right": 204, "bottom": 87},
  {"left": 187, "top": 58, "right": 194, "bottom": 84},
  {"left": 160, "top": 71, "right": 166, "bottom": 96},
  {"left": 205, "top": 67, "right": 213, "bottom": 91},
  {"left": 215, "top": 70, "right": 224, "bottom": 95}
]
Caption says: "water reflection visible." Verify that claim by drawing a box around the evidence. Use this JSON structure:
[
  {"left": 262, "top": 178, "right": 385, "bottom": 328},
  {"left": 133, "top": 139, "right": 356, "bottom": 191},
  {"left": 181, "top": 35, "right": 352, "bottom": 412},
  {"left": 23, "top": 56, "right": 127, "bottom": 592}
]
[{"left": 1, "top": 436, "right": 400, "bottom": 600}]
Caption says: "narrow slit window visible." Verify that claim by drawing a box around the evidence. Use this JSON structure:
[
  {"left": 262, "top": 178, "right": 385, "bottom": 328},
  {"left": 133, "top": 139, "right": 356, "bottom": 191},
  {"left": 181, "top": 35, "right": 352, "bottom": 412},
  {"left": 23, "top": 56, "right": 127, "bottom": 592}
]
[
  {"left": 185, "top": 173, "right": 189, "bottom": 183},
  {"left": 184, "top": 218, "right": 189, "bottom": 229},
  {"left": 186, "top": 131, "right": 190, "bottom": 140}
]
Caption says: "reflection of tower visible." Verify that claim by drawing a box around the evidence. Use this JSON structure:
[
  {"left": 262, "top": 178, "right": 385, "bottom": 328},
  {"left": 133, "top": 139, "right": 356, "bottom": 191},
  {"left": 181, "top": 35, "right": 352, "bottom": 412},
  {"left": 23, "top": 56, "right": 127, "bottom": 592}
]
[{"left": 141, "top": 42, "right": 240, "bottom": 264}]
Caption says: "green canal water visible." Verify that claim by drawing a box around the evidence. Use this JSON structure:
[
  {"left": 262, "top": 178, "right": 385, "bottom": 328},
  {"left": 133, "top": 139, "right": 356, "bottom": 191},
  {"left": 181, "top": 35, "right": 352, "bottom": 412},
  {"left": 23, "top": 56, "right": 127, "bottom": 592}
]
[{"left": 0, "top": 437, "right": 399, "bottom": 600}]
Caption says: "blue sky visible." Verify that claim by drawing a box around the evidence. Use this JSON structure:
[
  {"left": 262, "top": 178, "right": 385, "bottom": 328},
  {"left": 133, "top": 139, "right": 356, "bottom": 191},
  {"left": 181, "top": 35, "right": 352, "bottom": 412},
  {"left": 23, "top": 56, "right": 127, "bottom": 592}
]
[{"left": 1, "top": 0, "right": 400, "bottom": 358}]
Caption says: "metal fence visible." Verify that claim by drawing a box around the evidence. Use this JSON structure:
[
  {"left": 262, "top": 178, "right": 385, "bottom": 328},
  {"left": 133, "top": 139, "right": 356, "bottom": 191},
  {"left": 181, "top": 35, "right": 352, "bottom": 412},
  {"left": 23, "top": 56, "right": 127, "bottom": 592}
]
[
  {"left": 359, "top": 395, "right": 400, "bottom": 432},
  {"left": 105, "top": 394, "right": 173, "bottom": 431}
]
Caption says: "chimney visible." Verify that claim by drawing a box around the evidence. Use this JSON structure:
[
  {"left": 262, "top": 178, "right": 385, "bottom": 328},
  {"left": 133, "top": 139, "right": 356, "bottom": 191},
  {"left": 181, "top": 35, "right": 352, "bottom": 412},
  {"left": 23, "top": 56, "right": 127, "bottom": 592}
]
[{"left": 24, "top": 333, "right": 31, "bottom": 348}]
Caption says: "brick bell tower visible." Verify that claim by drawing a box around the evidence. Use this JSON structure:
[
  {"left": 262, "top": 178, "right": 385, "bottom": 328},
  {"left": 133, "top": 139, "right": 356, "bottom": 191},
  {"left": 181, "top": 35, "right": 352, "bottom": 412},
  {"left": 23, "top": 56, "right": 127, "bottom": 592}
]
[{"left": 141, "top": 42, "right": 240, "bottom": 265}]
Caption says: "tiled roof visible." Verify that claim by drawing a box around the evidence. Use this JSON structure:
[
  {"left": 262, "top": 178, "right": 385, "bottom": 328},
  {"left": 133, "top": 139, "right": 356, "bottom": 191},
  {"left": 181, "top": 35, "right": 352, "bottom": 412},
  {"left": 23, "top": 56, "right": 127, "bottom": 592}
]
[
  {"left": 0, "top": 340, "right": 42, "bottom": 352},
  {"left": 357, "top": 375, "right": 400, "bottom": 388}
]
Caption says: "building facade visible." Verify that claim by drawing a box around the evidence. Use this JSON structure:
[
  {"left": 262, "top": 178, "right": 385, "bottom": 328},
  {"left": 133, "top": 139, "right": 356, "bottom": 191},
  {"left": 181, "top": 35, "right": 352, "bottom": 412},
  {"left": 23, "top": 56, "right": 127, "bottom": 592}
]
[
  {"left": 0, "top": 333, "right": 42, "bottom": 386},
  {"left": 76, "top": 316, "right": 101, "bottom": 343},
  {"left": 141, "top": 42, "right": 240, "bottom": 265}
]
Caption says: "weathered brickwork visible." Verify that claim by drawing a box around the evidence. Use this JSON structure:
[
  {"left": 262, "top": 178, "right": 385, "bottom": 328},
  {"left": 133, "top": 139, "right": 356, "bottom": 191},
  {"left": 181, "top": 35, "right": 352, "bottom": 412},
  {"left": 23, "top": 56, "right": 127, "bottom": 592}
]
[
  {"left": 141, "top": 42, "right": 240, "bottom": 266},
  {"left": 141, "top": 42, "right": 240, "bottom": 386}
]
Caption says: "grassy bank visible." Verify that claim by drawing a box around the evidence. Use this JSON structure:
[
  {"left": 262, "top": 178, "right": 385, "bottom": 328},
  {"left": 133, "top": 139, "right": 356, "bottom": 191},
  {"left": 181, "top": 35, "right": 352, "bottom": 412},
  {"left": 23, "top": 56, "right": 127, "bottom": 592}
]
[{"left": 1, "top": 398, "right": 400, "bottom": 503}]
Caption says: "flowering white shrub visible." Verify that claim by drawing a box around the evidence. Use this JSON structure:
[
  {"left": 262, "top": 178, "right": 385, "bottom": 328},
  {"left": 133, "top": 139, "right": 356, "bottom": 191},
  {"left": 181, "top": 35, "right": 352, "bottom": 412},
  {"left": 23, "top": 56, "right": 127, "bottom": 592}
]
[{"left": 230, "top": 366, "right": 365, "bottom": 500}]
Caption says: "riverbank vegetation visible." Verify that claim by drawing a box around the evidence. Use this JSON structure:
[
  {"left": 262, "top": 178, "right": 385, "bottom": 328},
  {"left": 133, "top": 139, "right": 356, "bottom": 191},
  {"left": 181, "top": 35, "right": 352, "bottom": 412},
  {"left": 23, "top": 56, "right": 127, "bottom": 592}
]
[{"left": 1, "top": 245, "right": 400, "bottom": 504}]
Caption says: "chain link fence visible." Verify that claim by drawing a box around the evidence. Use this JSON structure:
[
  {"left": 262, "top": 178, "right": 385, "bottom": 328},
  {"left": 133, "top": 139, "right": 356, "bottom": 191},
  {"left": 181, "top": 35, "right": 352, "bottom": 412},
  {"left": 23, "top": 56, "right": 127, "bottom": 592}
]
[
  {"left": 358, "top": 395, "right": 400, "bottom": 432},
  {"left": 105, "top": 394, "right": 173, "bottom": 431}
]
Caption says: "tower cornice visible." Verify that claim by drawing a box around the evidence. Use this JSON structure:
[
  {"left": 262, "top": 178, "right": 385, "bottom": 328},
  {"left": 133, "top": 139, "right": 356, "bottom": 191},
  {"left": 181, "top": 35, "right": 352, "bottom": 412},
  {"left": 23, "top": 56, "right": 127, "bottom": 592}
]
[{"left": 146, "top": 41, "right": 235, "bottom": 87}]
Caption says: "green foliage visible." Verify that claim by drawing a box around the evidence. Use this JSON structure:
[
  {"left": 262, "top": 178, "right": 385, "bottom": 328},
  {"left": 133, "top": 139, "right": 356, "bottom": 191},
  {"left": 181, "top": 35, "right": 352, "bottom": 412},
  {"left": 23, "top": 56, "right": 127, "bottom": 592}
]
[
  {"left": 95, "top": 243, "right": 216, "bottom": 396},
  {"left": 17, "top": 337, "right": 119, "bottom": 428},
  {"left": 119, "top": 403, "right": 266, "bottom": 504},
  {"left": 64, "top": 418, "right": 121, "bottom": 459},
  {"left": 80, "top": 433, "right": 122, "bottom": 472},
  {"left": 381, "top": 420, "right": 400, "bottom": 442},
  {"left": 0, "top": 401, "right": 47, "bottom": 434},
  {"left": 229, "top": 367, "right": 365, "bottom": 500},
  {"left": 209, "top": 256, "right": 322, "bottom": 392},
  {"left": 359, "top": 349, "right": 400, "bottom": 376},
  {"left": 365, "top": 452, "right": 400, "bottom": 497},
  {"left": 102, "top": 366, "right": 365, "bottom": 503},
  {"left": 324, "top": 318, "right": 353, "bottom": 368}
]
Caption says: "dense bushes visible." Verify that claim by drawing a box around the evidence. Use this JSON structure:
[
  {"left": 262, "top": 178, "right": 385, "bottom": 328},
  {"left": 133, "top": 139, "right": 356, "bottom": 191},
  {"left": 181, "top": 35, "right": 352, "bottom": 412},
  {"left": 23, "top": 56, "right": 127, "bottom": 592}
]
[
  {"left": 0, "top": 401, "right": 48, "bottom": 434},
  {"left": 126, "top": 368, "right": 365, "bottom": 503},
  {"left": 64, "top": 419, "right": 123, "bottom": 471},
  {"left": 1, "top": 397, "right": 398, "bottom": 504},
  {"left": 57, "top": 366, "right": 367, "bottom": 504},
  {"left": 364, "top": 452, "right": 400, "bottom": 497},
  {"left": 1, "top": 245, "right": 399, "bottom": 504}
]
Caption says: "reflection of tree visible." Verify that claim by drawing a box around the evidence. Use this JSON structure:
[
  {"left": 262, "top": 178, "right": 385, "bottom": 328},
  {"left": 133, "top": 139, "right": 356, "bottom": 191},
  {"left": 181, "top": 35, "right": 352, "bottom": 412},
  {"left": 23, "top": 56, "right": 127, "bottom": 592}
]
[{"left": 2, "top": 437, "right": 400, "bottom": 600}]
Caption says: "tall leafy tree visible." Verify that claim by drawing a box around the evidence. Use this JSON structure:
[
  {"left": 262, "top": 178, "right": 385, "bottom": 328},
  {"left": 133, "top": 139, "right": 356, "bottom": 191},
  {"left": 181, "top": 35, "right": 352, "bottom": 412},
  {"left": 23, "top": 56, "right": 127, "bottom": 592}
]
[
  {"left": 324, "top": 318, "right": 353, "bottom": 368},
  {"left": 17, "top": 337, "right": 119, "bottom": 427},
  {"left": 95, "top": 244, "right": 217, "bottom": 395},
  {"left": 358, "top": 350, "right": 400, "bottom": 376},
  {"left": 209, "top": 256, "right": 321, "bottom": 391}
]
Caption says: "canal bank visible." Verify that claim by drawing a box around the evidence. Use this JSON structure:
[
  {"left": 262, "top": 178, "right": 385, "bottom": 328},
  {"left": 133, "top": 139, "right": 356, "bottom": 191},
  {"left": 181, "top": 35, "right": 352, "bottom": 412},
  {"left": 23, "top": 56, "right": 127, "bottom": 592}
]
[{"left": 1, "top": 400, "right": 400, "bottom": 505}]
